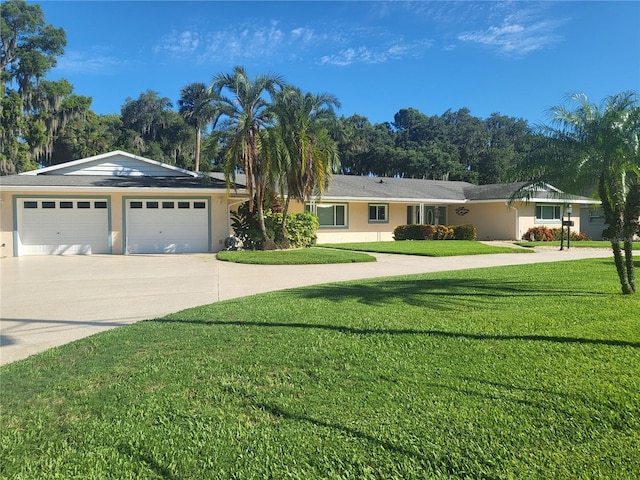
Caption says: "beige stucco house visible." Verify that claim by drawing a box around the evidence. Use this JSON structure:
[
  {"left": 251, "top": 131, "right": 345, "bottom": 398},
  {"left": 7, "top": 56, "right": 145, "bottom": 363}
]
[{"left": 0, "top": 151, "right": 600, "bottom": 257}]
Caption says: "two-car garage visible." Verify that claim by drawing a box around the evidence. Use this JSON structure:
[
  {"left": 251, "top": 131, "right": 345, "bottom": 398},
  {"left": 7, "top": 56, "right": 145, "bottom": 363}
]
[
  {"left": 1, "top": 151, "right": 241, "bottom": 257},
  {"left": 14, "top": 196, "right": 211, "bottom": 256}
]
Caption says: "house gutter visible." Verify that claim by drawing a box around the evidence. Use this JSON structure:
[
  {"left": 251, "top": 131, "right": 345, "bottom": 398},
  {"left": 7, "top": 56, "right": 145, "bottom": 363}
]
[{"left": 505, "top": 201, "right": 519, "bottom": 240}]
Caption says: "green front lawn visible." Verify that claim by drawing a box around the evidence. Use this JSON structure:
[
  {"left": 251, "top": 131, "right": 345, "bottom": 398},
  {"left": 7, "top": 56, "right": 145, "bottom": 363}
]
[
  {"left": 2, "top": 259, "right": 639, "bottom": 479},
  {"left": 320, "top": 240, "right": 532, "bottom": 256},
  {"left": 217, "top": 248, "right": 376, "bottom": 264}
]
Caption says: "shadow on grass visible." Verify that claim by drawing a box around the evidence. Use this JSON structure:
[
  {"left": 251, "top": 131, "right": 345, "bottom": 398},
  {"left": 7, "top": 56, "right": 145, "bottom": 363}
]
[
  {"left": 117, "top": 443, "right": 179, "bottom": 480},
  {"left": 252, "top": 401, "right": 467, "bottom": 475},
  {"left": 151, "top": 318, "right": 640, "bottom": 348},
  {"left": 283, "top": 275, "right": 612, "bottom": 310}
]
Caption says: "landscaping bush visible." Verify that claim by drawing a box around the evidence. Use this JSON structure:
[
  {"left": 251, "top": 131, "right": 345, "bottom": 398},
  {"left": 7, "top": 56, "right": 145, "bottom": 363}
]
[
  {"left": 393, "top": 224, "right": 460, "bottom": 241},
  {"left": 522, "top": 226, "right": 590, "bottom": 242},
  {"left": 434, "top": 225, "right": 454, "bottom": 240},
  {"left": 275, "top": 211, "right": 319, "bottom": 248},
  {"left": 453, "top": 224, "right": 477, "bottom": 240},
  {"left": 231, "top": 203, "right": 318, "bottom": 249}
]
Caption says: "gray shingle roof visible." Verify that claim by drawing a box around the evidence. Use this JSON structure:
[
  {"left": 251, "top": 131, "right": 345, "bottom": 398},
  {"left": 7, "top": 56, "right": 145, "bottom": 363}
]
[
  {"left": 318, "top": 175, "right": 472, "bottom": 202},
  {"left": 0, "top": 175, "right": 229, "bottom": 189}
]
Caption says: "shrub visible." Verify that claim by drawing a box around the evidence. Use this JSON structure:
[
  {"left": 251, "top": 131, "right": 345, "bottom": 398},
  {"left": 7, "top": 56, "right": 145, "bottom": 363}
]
[
  {"left": 434, "top": 225, "right": 454, "bottom": 240},
  {"left": 453, "top": 224, "right": 477, "bottom": 240},
  {"left": 522, "top": 226, "right": 590, "bottom": 242},
  {"left": 283, "top": 212, "right": 319, "bottom": 248},
  {"left": 233, "top": 208, "right": 318, "bottom": 250},
  {"left": 393, "top": 224, "right": 458, "bottom": 241}
]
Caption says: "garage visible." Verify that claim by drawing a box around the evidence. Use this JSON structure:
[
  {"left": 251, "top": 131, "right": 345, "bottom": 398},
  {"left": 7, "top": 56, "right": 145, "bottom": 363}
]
[
  {"left": 16, "top": 197, "right": 111, "bottom": 256},
  {"left": 125, "top": 198, "right": 210, "bottom": 254}
]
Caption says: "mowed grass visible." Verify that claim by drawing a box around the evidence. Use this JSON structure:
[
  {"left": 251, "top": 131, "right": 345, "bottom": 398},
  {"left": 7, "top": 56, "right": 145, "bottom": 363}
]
[
  {"left": 319, "top": 240, "right": 532, "bottom": 256},
  {"left": 217, "top": 248, "right": 376, "bottom": 264},
  {"left": 2, "top": 259, "right": 639, "bottom": 479}
]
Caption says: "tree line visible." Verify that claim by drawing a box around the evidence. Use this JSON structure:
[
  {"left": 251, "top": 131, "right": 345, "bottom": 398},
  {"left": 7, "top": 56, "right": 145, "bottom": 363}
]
[{"left": 2, "top": 0, "right": 533, "bottom": 186}]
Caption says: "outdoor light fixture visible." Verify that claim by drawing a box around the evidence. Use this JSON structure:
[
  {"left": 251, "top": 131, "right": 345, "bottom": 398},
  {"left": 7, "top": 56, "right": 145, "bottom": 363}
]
[
  {"left": 560, "top": 204, "right": 574, "bottom": 251},
  {"left": 566, "top": 204, "right": 573, "bottom": 249}
]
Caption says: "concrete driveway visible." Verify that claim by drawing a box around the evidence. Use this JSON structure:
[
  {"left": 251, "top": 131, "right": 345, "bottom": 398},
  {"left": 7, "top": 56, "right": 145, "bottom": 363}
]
[{"left": 0, "top": 246, "right": 612, "bottom": 365}]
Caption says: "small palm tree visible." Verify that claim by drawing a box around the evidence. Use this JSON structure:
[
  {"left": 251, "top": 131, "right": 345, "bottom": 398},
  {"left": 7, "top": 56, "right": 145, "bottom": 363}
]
[
  {"left": 178, "top": 82, "right": 218, "bottom": 172},
  {"left": 211, "top": 66, "right": 284, "bottom": 249},
  {"left": 520, "top": 91, "right": 639, "bottom": 294},
  {"left": 268, "top": 87, "right": 341, "bottom": 246}
]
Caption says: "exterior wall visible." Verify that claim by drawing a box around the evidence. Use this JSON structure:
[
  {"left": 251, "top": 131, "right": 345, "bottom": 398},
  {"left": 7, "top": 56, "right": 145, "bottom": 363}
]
[
  {"left": 0, "top": 189, "right": 233, "bottom": 256},
  {"left": 292, "top": 201, "right": 448, "bottom": 244},
  {"left": 0, "top": 190, "right": 13, "bottom": 257},
  {"left": 447, "top": 202, "right": 517, "bottom": 240},
  {"left": 447, "top": 201, "right": 584, "bottom": 241},
  {"left": 580, "top": 206, "right": 606, "bottom": 240},
  {"left": 517, "top": 202, "right": 582, "bottom": 240}
]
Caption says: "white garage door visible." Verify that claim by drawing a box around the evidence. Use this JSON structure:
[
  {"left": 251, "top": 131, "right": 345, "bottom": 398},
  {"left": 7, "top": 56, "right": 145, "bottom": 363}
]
[
  {"left": 125, "top": 199, "right": 209, "bottom": 254},
  {"left": 17, "top": 198, "right": 110, "bottom": 256}
]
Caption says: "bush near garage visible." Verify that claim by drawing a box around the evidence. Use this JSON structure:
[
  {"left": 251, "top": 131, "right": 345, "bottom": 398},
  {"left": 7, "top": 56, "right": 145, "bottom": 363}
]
[
  {"left": 266, "top": 211, "right": 319, "bottom": 248},
  {"left": 393, "top": 224, "right": 470, "bottom": 241},
  {"left": 231, "top": 201, "right": 319, "bottom": 250}
]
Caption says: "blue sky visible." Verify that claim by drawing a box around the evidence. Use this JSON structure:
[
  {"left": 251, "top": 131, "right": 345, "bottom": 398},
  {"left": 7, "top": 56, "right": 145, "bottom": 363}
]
[{"left": 38, "top": 0, "right": 640, "bottom": 127}]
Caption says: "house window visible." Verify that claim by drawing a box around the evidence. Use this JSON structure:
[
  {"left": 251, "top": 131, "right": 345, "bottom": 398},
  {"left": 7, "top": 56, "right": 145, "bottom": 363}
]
[
  {"left": 24, "top": 201, "right": 38, "bottom": 209},
  {"left": 94, "top": 201, "right": 108, "bottom": 209},
  {"left": 60, "top": 201, "right": 73, "bottom": 209},
  {"left": 42, "top": 201, "right": 56, "bottom": 209},
  {"left": 130, "top": 201, "right": 143, "bottom": 209},
  {"left": 178, "top": 202, "right": 190, "bottom": 209},
  {"left": 368, "top": 204, "right": 388, "bottom": 223},
  {"left": 308, "top": 204, "right": 347, "bottom": 228},
  {"left": 77, "top": 201, "right": 91, "bottom": 209},
  {"left": 146, "top": 201, "right": 159, "bottom": 209},
  {"left": 535, "top": 205, "right": 561, "bottom": 222},
  {"left": 162, "top": 201, "right": 174, "bottom": 209},
  {"left": 194, "top": 202, "right": 206, "bottom": 209}
]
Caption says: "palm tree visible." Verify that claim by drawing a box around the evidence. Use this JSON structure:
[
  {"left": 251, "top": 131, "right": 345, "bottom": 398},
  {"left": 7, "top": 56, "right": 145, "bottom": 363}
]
[
  {"left": 178, "top": 82, "right": 218, "bottom": 172},
  {"left": 211, "top": 66, "right": 284, "bottom": 249},
  {"left": 268, "top": 87, "right": 341, "bottom": 246},
  {"left": 520, "top": 91, "right": 639, "bottom": 294}
]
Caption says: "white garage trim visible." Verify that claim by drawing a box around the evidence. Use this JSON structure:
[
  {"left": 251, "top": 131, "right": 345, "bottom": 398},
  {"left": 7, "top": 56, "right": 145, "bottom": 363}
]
[
  {"left": 13, "top": 195, "right": 112, "bottom": 256},
  {"left": 123, "top": 196, "right": 211, "bottom": 254}
]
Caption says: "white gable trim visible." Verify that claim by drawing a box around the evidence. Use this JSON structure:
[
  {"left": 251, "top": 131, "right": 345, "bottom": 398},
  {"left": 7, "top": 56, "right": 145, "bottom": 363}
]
[{"left": 21, "top": 150, "right": 198, "bottom": 177}]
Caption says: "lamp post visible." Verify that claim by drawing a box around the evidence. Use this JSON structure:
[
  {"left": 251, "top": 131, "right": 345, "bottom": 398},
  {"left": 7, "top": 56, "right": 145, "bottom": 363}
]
[
  {"left": 560, "top": 205, "right": 565, "bottom": 251},
  {"left": 566, "top": 204, "right": 572, "bottom": 249}
]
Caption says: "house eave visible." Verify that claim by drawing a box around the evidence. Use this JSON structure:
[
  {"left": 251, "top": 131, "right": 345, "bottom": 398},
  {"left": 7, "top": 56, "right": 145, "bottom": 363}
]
[
  {"left": 312, "top": 196, "right": 468, "bottom": 204},
  {"left": 0, "top": 185, "right": 248, "bottom": 195}
]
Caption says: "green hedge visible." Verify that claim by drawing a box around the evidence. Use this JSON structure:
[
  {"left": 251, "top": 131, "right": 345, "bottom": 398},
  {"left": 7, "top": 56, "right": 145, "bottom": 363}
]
[{"left": 393, "top": 224, "right": 475, "bottom": 241}]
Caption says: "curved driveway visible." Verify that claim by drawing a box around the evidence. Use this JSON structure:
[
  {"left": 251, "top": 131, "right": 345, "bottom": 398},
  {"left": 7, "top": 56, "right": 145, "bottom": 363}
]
[{"left": 0, "top": 245, "right": 612, "bottom": 366}]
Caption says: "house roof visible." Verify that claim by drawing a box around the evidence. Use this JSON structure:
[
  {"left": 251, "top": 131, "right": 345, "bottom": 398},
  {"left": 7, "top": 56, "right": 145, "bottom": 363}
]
[
  {"left": 0, "top": 150, "right": 598, "bottom": 204},
  {"left": 20, "top": 150, "right": 198, "bottom": 177},
  {"left": 0, "top": 151, "right": 237, "bottom": 192},
  {"left": 319, "top": 175, "right": 471, "bottom": 203},
  {"left": 0, "top": 174, "right": 228, "bottom": 190}
]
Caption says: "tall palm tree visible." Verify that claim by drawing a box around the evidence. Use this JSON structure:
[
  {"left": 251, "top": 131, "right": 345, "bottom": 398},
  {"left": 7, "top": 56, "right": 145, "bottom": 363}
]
[
  {"left": 268, "top": 87, "right": 341, "bottom": 246},
  {"left": 211, "top": 66, "right": 284, "bottom": 249},
  {"left": 178, "top": 82, "right": 218, "bottom": 172},
  {"left": 520, "top": 91, "right": 639, "bottom": 294}
]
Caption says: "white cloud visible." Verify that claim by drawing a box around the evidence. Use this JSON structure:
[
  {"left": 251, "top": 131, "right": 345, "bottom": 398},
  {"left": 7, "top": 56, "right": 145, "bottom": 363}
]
[
  {"left": 319, "top": 40, "right": 432, "bottom": 66},
  {"left": 457, "top": 3, "right": 565, "bottom": 57},
  {"left": 53, "top": 50, "right": 122, "bottom": 75}
]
